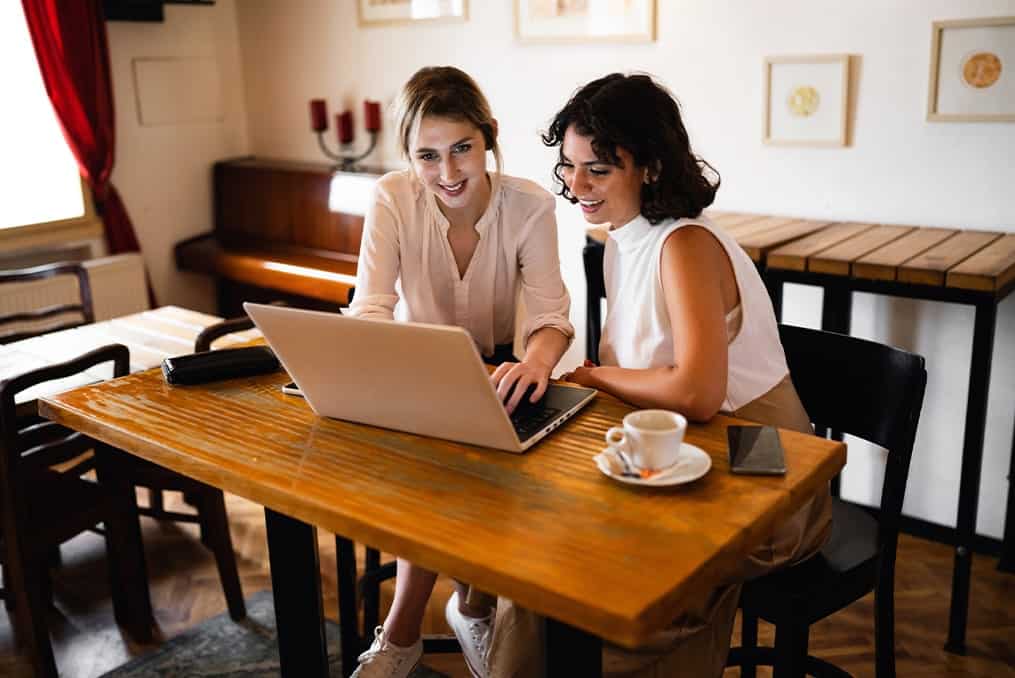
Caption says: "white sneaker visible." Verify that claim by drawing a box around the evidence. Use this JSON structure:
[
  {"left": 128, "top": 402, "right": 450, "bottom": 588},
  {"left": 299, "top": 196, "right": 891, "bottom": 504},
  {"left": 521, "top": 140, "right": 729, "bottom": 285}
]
[
  {"left": 351, "top": 626, "right": 423, "bottom": 678},
  {"left": 445, "top": 591, "right": 493, "bottom": 678}
]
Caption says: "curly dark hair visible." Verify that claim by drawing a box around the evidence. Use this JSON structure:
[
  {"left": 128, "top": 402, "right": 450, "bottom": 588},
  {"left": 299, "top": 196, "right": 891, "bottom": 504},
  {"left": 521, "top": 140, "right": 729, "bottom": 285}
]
[{"left": 542, "top": 73, "right": 719, "bottom": 224}]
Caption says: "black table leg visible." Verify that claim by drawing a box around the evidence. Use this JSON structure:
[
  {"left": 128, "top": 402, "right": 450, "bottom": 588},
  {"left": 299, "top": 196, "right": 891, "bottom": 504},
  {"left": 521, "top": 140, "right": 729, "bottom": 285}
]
[
  {"left": 336, "top": 535, "right": 362, "bottom": 676},
  {"left": 264, "top": 508, "right": 329, "bottom": 677},
  {"left": 820, "top": 282, "right": 852, "bottom": 335},
  {"left": 545, "top": 618, "right": 602, "bottom": 676},
  {"left": 999, "top": 413, "right": 1015, "bottom": 573},
  {"left": 946, "top": 301, "right": 997, "bottom": 655},
  {"left": 764, "top": 270, "right": 784, "bottom": 321}
]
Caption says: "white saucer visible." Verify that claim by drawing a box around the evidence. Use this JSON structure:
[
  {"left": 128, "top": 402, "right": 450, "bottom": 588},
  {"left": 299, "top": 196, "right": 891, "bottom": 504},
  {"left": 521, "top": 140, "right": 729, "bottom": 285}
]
[{"left": 595, "top": 443, "right": 712, "bottom": 487}]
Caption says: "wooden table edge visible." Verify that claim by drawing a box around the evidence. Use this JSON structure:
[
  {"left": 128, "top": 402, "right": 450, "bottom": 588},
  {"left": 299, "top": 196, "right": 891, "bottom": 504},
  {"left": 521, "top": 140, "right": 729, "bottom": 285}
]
[{"left": 38, "top": 382, "right": 846, "bottom": 649}]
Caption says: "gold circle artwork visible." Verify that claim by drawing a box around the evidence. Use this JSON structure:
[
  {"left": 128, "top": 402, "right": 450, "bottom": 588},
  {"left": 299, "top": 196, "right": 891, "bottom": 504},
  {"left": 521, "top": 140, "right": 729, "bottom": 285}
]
[
  {"left": 961, "top": 52, "right": 1002, "bottom": 89},
  {"left": 787, "top": 86, "right": 820, "bottom": 117}
]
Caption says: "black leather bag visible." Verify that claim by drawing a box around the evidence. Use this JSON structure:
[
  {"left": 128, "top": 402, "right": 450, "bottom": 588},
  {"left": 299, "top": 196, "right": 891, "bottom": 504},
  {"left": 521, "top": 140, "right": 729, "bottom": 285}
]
[{"left": 161, "top": 346, "right": 280, "bottom": 385}]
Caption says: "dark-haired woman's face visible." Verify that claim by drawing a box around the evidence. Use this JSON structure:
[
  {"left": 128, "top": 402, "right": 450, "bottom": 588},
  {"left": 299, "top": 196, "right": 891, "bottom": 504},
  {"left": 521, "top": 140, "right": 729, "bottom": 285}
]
[{"left": 559, "top": 125, "right": 643, "bottom": 228}]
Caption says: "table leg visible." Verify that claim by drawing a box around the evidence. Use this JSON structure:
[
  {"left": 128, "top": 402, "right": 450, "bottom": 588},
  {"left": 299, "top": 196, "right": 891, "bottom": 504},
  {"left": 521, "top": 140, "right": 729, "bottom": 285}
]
[
  {"left": 264, "top": 508, "right": 329, "bottom": 677},
  {"left": 820, "top": 282, "right": 852, "bottom": 335},
  {"left": 999, "top": 413, "right": 1015, "bottom": 573},
  {"left": 946, "top": 301, "right": 997, "bottom": 654},
  {"left": 764, "top": 271, "right": 784, "bottom": 321},
  {"left": 545, "top": 618, "right": 602, "bottom": 676},
  {"left": 335, "top": 535, "right": 363, "bottom": 676}
]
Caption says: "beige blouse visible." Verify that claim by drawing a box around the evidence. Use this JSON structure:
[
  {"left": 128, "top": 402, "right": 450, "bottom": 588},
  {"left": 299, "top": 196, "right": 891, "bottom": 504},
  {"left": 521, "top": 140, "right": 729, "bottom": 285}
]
[{"left": 346, "top": 170, "right": 574, "bottom": 357}]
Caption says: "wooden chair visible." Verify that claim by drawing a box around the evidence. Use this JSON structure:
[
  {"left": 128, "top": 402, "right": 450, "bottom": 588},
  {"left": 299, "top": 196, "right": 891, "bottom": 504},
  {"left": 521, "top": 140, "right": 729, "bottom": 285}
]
[
  {"left": 727, "top": 325, "right": 927, "bottom": 678},
  {"left": 104, "top": 320, "right": 252, "bottom": 621},
  {"left": 0, "top": 344, "right": 154, "bottom": 677},
  {"left": 0, "top": 262, "right": 95, "bottom": 344}
]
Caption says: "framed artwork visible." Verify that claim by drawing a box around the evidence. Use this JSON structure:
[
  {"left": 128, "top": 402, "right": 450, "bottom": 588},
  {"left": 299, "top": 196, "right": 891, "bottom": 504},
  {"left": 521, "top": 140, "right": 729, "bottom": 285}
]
[
  {"left": 514, "top": 0, "right": 656, "bottom": 43},
  {"left": 927, "top": 16, "right": 1015, "bottom": 122},
  {"left": 357, "top": 0, "right": 467, "bottom": 27},
  {"left": 763, "top": 54, "right": 850, "bottom": 147}
]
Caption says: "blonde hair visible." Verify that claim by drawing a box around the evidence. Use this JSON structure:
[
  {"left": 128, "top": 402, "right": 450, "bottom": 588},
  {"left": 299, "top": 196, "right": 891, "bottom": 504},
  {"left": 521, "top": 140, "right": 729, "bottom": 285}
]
[{"left": 393, "top": 66, "right": 502, "bottom": 175}]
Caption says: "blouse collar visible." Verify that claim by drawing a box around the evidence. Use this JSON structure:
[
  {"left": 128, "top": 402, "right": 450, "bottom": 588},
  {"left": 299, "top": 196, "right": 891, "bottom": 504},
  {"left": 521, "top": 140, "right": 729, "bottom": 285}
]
[
  {"left": 422, "top": 172, "right": 502, "bottom": 237},
  {"left": 608, "top": 214, "right": 655, "bottom": 252}
]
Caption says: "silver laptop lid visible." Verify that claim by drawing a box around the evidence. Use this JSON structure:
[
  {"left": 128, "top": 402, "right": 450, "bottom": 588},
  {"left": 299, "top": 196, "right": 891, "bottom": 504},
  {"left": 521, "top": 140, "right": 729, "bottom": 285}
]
[{"left": 244, "top": 303, "right": 525, "bottom": 451}]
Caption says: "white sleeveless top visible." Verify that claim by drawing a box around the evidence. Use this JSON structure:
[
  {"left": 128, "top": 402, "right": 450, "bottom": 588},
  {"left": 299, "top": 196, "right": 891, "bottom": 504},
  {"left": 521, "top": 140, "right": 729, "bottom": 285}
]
[{"left": 599, "top": 215, "right": 789, "bottom": 412}]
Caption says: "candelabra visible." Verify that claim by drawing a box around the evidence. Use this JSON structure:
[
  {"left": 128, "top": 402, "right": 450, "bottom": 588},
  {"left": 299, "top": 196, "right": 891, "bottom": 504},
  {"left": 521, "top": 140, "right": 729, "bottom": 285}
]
[{"left": 309, "top": 98, "right": 382, "bottom": 171}]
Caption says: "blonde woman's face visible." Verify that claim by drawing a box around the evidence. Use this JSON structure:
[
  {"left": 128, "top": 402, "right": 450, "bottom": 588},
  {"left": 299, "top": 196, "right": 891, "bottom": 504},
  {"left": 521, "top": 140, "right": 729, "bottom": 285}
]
[
  {"left": 410, "top": 116, "right": 489, "bottom": 212},
  {"left": 559, "top": 124, "right": 644, "bottom": 228}
]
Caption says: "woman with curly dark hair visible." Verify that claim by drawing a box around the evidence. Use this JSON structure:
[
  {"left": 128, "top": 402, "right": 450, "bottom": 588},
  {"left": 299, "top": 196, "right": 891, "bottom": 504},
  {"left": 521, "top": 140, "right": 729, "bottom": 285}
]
[{"left": 485, "top": 73, "right": 831, "bottom": 677}]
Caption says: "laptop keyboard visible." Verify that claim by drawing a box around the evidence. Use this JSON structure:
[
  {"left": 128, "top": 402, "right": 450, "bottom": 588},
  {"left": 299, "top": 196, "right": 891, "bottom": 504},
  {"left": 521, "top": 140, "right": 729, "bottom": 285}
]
[{"left": 510, "top": 405, "right": 562, "bottom": 440}]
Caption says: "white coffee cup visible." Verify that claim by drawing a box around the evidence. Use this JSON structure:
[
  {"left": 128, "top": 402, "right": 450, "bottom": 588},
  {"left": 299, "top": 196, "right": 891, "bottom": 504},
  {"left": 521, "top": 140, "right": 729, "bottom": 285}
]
[{"left": 605, "top": 409, "right": 687, "bottom": 471}]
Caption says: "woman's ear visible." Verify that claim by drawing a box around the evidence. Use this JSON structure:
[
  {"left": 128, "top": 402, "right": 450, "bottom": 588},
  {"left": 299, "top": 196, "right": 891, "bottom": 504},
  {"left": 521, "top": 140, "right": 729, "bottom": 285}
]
[
  {"left": 485, "top": 118, "right": 499, "bottom": 151},
  {"left": 643, "top": 159, "right": 662, "bottom": 184}
]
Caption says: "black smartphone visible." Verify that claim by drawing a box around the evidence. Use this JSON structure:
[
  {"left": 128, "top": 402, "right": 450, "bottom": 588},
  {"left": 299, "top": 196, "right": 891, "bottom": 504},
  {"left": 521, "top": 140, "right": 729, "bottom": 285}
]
[
  {"left": 281, "top": 381, "right": 303, "bottom": 397},
  {"left": 728, "top": 425, "right": 786, "bottom": 475}
]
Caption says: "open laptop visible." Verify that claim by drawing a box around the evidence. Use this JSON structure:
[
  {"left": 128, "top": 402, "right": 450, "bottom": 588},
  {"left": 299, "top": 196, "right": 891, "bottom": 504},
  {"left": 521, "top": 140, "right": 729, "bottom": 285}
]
[{"left": 244, "top": 303, "right": 596, "bottom": 453}]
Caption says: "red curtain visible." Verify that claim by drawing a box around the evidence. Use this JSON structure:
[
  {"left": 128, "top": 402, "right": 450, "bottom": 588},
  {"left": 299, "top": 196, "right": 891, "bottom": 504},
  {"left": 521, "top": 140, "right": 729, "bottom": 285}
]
[{"left": 21, "top": 0, "right": 150, "bottom": 266}]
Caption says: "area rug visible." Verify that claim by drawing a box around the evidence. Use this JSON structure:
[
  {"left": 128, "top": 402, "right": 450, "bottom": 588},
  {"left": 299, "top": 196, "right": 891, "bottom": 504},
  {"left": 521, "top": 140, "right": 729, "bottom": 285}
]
[{"left": 101, "top": 590, "right": 449, "bottom": 677}]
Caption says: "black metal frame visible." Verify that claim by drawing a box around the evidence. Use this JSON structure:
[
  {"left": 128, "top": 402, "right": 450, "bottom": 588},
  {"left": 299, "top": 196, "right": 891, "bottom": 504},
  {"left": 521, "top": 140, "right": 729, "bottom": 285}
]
[
  {"left": 763, "top": 267, "right": 1015, "bottom": 655},
  {"left": 270, "top": 516, "right": 602, "bottom": 677},
  {"left": 583, "top": 234, "right": 1015, "bottom": 656}
]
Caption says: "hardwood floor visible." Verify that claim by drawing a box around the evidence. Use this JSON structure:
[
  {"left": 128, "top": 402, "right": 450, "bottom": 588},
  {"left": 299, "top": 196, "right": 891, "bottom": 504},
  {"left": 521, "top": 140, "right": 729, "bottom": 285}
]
[{"left": 1, "top": 491, "right": 1012, "bottom": 677}]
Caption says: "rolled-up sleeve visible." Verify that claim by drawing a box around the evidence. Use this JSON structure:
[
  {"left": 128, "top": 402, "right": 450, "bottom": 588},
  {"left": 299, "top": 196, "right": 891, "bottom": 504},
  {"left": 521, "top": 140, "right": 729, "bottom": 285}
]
[
  {"left": 516, "top": 194, "right": 574, "bottom": 347},
  {"left": 346, "top": 187, "right": 401, "bottom": 320}
]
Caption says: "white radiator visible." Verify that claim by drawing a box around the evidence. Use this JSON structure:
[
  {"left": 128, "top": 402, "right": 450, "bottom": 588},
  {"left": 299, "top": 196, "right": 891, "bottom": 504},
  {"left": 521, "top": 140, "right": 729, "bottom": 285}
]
[{"left": 0, "top": 253, "right": 150, "bottom": 336}]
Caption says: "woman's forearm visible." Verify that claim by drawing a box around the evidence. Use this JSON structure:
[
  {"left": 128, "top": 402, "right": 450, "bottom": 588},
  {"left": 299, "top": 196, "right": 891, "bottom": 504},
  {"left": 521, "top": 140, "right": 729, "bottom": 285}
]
[
  {"left": 523, "top": 327, "right": 570, "bottom": 372},
  {"left": 577, "top": 365, "right": 722, "bottom": 422}
]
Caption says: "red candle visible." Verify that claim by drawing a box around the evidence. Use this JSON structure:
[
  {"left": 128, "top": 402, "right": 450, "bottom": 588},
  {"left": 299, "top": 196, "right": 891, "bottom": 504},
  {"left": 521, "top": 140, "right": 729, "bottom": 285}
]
[
  {"left": 364, "top": 100, "right": 381, "bottom": 133},
  {"left": 337, "top": 111, "right": 354, "bottom": 145},
  {"left": 309, "top": 99, "right": 328, "bottom": 132}
]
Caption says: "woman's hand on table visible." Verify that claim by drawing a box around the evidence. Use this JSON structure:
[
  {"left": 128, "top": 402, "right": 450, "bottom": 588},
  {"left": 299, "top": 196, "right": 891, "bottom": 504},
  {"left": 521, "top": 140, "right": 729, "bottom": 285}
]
[{"left": 560, "top": 359, "right": 598, "bottom": 387}]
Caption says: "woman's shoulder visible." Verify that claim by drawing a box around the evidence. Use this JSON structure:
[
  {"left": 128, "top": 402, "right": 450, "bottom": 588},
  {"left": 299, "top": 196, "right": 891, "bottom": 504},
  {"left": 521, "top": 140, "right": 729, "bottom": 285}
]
[
  {"left": 497, "top": 174, "right": 555, "bottom": 209},
  {"left": 371, "top": 169, "right": 425, "bottom": 213},
  {"left": 374, "top": 168, "right": 414, "bottom": 197}
]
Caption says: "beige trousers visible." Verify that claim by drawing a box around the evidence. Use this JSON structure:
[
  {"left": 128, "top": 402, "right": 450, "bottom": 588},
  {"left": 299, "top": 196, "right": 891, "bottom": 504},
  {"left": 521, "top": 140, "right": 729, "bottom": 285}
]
[{"left": 486, "top": 376, "right": 833, "bottom": 678}]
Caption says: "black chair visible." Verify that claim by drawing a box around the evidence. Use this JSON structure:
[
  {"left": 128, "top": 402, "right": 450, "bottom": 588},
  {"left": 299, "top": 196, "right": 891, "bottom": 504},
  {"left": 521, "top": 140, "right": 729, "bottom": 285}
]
[
  {"left": 0, "top": 262, "right": 95, "bottom": 344},
  {"left": 104, "top": 318, "right": 255, "bottom": 621},
  {"left": 727, "top": 324, "right": 927, "bottom": 678},
  {"left": 0, "top": 344, "right": 154, "bottom": 677}
]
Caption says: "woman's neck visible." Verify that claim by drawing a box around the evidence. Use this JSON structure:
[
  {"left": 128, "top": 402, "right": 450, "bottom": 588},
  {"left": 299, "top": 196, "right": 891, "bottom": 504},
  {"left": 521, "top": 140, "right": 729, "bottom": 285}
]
[
  {"left": 436, "top": 172, "right": 492, "bottom": 230},
  {"left": 608, "top": 210, "right": 642, "bottom": 232}
]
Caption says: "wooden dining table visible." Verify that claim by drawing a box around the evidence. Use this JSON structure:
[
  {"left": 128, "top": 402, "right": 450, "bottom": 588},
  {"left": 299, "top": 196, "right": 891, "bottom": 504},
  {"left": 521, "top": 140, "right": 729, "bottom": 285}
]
[{"left": 38, "top": 357, "right": 845, "bottom": 676}]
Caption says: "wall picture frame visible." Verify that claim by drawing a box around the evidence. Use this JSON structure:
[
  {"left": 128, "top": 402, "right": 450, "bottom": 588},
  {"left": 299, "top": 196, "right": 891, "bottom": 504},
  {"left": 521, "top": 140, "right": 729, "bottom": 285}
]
[
  {"left": 357, "top": 0, "right": 467, "bottom": 27},
  {"left": 763, "top": 54, "right": 851, "bottom": 147},
  {"left": 514, "top": 0, "right": 656, "bottom": 44},
  {"left": 927, "top": 16, "right": 1015, "bottom": 122}
]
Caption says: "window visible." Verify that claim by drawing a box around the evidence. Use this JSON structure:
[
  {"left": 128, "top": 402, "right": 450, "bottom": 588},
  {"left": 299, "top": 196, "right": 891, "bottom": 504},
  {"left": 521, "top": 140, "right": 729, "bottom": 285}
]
[{"left": 1, "top": 2, "right": 98, "bottom": 248}]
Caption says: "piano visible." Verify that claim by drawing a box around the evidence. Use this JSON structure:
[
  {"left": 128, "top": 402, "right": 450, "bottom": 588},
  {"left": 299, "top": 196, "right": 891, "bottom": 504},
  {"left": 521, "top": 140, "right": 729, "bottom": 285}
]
[{"left": 175, "top": 157, "right": 384, "bottom": 317}]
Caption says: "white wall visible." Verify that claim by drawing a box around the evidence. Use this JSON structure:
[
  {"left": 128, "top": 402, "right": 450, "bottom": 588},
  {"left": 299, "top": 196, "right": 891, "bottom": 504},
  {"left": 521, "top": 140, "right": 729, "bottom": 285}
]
[
  {"left": 233, "top": 0, "right": 1015, "bottom": 539},
  {"left": 107, "top": 1, "right": 251, "bottom": 313}
]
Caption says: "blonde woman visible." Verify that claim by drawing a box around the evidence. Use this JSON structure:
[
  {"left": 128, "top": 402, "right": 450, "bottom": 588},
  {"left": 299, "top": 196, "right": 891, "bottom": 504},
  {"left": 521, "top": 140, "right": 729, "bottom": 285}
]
[{"left": 345, "top": 66, "right": 573, "bottom": 678}]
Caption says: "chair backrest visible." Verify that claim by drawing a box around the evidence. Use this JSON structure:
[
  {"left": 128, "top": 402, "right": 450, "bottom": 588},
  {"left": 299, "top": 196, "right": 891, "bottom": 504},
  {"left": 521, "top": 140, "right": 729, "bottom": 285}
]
[
  {"left": 194, "top": 301, "right": 289, "bottom": 352},
  {"left": 0, "top": 344, "right": 129, "bottom": 507},
  {"left": 0, "top": 262, "right": 95, "bottom": 344},
  {"left": 194, "top": 315, "right": 256, "bottom": 352},
  {"left": 778, "top": 324, "right": 927, "bottom": 540}
]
